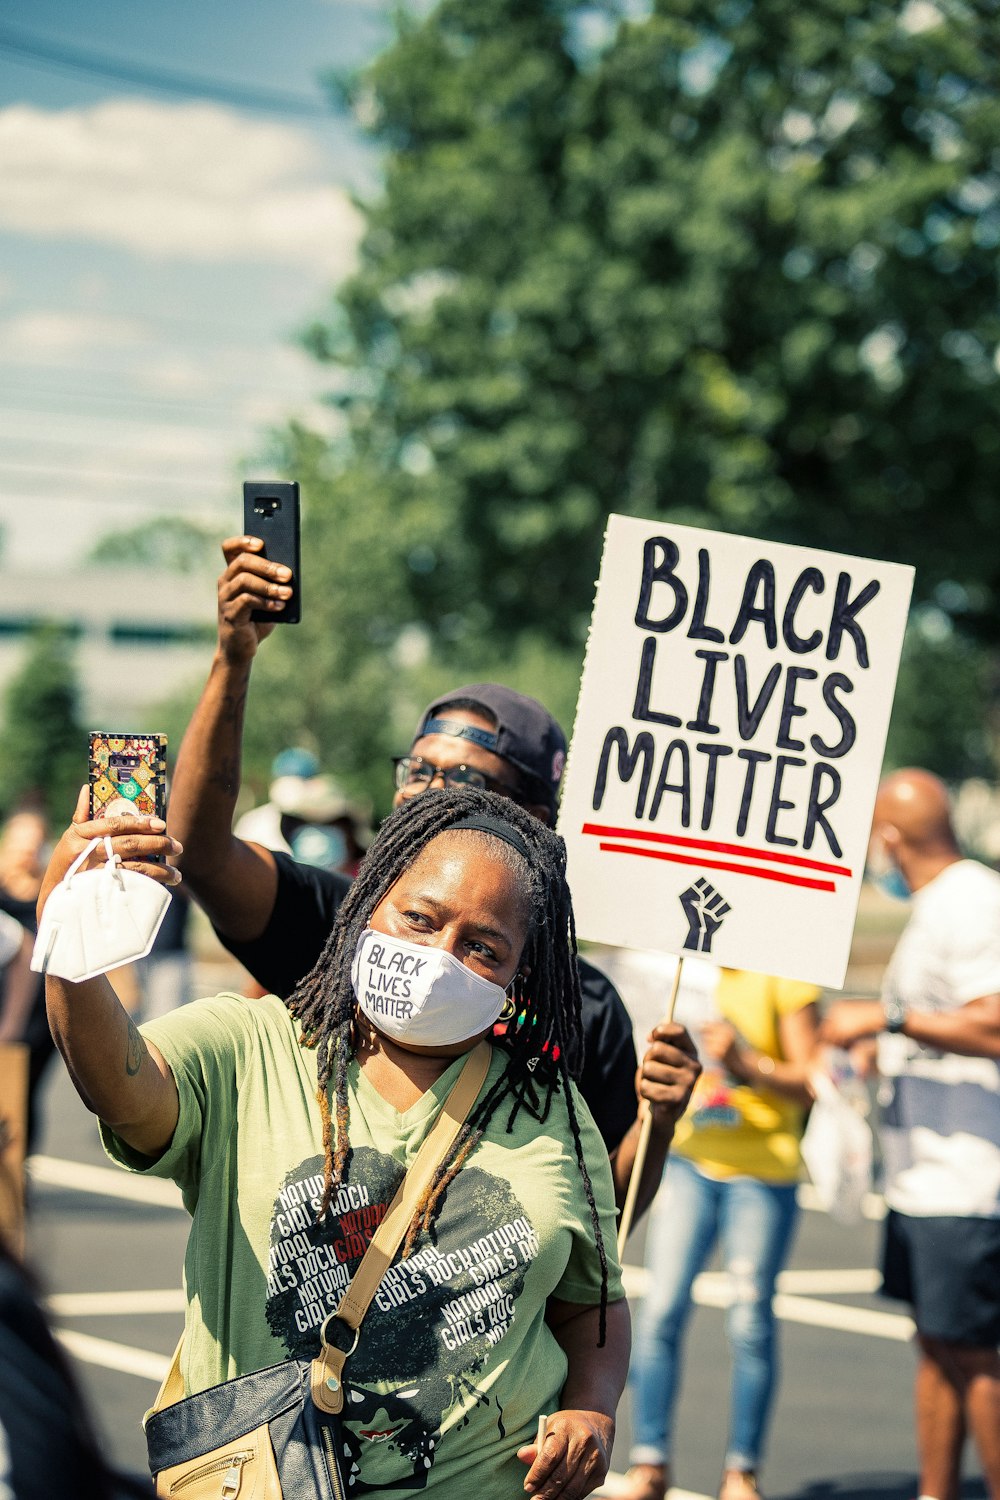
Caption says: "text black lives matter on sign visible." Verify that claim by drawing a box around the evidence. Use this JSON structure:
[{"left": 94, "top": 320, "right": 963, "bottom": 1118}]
[{"left": 558, "top": 518, "right": 913, "bottom": 989}]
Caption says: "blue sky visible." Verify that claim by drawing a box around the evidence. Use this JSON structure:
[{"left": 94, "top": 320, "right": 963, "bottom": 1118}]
[{"left": 0, "top": 0, "right": 396, "bottom": 569}]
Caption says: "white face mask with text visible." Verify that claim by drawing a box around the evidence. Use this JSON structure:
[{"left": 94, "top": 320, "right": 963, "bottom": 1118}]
[{"left": 350, "top": 928, "right": 508, "bottom": 1047}]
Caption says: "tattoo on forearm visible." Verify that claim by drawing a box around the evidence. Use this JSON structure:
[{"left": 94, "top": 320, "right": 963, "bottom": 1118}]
[
  {"left": 125, "top": 1016, "right": 144, "bottom": 1077},
  {"left": 207, "top": 753, "right": 241, "bottom": 796},
  {"left": 221, "top": 687, "right": 248, "bottom": 723}
]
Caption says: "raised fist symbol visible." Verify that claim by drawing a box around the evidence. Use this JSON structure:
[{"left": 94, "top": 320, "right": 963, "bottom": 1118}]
[{"left": 679, "top": 878, "right": 731, "bottom": 954}]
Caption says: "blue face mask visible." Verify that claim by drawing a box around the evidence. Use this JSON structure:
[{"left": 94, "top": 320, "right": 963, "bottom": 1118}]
[
  {"left": 289, "top": 823, "right": 348, "bottom": 871},
  {"left": 867, "top": 861, "right": 911, "bottom": 902}
]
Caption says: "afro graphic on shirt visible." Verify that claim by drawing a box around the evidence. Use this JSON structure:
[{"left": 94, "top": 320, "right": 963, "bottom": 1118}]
[{"left": 265, "top": 1147, "right": 539, "bottom": 1492}]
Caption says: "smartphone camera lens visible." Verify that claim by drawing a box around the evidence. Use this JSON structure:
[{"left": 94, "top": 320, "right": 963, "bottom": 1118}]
[{"left": 253, "top": 497, "right": 281, "bottom": 518}]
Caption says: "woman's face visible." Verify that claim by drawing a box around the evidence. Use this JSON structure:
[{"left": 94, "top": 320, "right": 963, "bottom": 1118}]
[{"left": 366, "top": 832, "right": 530, "bottom": 1051}]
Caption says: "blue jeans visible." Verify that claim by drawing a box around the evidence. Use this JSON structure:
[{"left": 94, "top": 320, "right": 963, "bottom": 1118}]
[{"left": 629, "top": 1155, "right": 799, "bottom": 1472}]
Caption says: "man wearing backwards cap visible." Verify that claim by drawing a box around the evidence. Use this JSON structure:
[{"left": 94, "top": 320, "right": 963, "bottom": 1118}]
[{"left": 167, "top": 534, "right": 700, "bottom": 1217}]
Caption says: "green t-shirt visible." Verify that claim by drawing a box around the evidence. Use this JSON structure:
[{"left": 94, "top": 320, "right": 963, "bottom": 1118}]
[{"left": 102, "top": 993, "right": 623, "bottom": 1500}]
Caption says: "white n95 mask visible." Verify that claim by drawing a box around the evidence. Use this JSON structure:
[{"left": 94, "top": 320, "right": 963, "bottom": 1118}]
[
  {"left": 31, "top": 836, "right": 171, "bottom": 983},
  {"left": 351, "top": 928, "right": 507, "bottom": 1047}
]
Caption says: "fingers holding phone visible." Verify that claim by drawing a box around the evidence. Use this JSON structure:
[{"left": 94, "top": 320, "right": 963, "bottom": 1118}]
[
  {"left": 87, "top": 732, "right": 179, "bottom": 880},
  {"left": 38, "top": 787, "right": 182, "bottom": 922},
  {"left": 217, "top": 536, "right": 290, "bottom": 661}
]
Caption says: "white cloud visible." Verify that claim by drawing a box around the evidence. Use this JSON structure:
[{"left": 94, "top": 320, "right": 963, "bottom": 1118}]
[
  {"left": 0, "top": 100, "right": 364, "bottom": 274},
  {"left": 1, "top": 309, "right": 147, "bottom": 362}
]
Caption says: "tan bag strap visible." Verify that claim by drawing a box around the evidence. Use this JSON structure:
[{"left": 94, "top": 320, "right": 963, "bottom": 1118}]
[
  {"left": 310, "top": 1040, "right": 491, "bottom": 1414},
  {"left": 149, "top": 1042, "right": 492, "bottom": 1422}
]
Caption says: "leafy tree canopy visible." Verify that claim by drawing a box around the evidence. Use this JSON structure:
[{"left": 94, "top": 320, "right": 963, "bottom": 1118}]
[
  {"left": 0, "top": 625, "right": 85, "bottom": 821},
  {"left": 307, "top": 0, "right": 1000, "bottom": 660},
  {"left": 233, "top": 0, "right": 1000, "bottom": 807},
  {"left": 88, "top": 517, "right": 220, "bottom": 573}
]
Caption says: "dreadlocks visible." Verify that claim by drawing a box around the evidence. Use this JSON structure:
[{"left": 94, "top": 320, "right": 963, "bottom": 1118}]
[{"left": 285, "top": 786, "right": 611, "bottom": 1342}]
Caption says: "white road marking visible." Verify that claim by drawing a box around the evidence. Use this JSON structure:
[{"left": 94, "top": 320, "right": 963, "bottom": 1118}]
[
  {"left": 597, "top": 1480, "right": 709, "bottom": 1499},
  {"left": 54, "top": 1328, "right": 170, "bottom": 1383},
  {"left": 772, "top": 1292, "right": 913, "bottom": 1341},
  {"left": 47, "top": 1289, "right": 186, "bottom": 1317},
  {"left": 621, "top": 1265, "right": 882, "bottom": 1299},
  {"left": 30, "top": 1153, "right": 887, "bottom": 1221},
  {"left": 28, "top": 1154, "right": 185, "bottom": 1209},
  {"left": 620, "top": 1265, "right": 912, "bottom": 1342},
  {"left": 772, "top": 1267, "right": 882, "bottom": 1294},
  {"left": 797, "top": 1183, "right": 885, "bottom": 1220}
]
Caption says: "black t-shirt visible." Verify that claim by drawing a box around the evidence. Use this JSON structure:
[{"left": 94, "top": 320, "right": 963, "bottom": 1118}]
[{"left": 218, "top": 853, "right": 639, "bottom": 1154}]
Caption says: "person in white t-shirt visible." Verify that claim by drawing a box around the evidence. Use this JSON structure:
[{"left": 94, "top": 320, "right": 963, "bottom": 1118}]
[{"left": 823, "top": 769, "right": 1000, "bottom": 1500}]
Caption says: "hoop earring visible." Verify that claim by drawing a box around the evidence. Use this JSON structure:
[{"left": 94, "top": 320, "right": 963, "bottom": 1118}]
[{"left": 499, "top": 995, "right": 516, "bottom": 1023}]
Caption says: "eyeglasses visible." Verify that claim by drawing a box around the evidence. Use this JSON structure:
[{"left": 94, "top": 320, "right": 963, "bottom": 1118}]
[{"left": 392, "top": 755, "right": 524, "bottom": 799}]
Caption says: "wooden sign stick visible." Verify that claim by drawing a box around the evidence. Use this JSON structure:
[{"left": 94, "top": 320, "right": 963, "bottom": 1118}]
[{"left": 616, "top": 955, "right": 684, "bottom": 1257}]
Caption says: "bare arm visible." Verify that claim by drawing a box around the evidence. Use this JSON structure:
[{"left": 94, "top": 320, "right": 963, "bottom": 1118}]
[
  {"left": 40, "top": 794, "right": 183, "bottom": 1157},
  {"left": 168, "top": 535, "right": 292, "bottom": 941},
  {"left": 46, "top": 971, "right": 179, "bottom": 1157},
  {"left": 609, "top": 1021, "right": 701, "bottom": 1217},
  {"left": 822, "top": 995, "right": 1000, "bottom": 1059},
  {"left": 518, "top": 1297, "right": 630, "bottom": 1499},
  {"left": 701, "top": 1002, "right": 820, "bottom": 1108}
]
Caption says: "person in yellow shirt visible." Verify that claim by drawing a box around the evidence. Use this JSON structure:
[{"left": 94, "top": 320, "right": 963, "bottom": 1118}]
[{"left": 622, "top": 968, "right": 820, "bottom": 1500}]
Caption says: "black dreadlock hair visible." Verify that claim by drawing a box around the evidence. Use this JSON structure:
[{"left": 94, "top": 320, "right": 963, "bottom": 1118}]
[{"left": 286, "top": 786, "right": 611, "bottom": 1342}]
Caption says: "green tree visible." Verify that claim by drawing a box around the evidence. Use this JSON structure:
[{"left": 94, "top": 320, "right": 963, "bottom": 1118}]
[
  {"left": 306, "top": 0, "right": 1000, "bottom": 666},
  {"left": 0, "top": 625, "right": 86, "bottom": 820},
  {"left": 88, "top": 517, "right": 220, "bottom": 573},
  {"left": 884, "top": 608, "right": 997, "bottom": 780}
]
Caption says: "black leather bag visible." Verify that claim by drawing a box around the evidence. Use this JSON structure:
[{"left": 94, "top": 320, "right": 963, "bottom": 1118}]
[{"left": 145, "top": 1356, "right": 349, "bottom": 1499}]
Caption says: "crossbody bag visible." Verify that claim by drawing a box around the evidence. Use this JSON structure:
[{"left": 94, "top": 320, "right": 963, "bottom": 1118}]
[{"left": 144, "top": 1041, "right": 491, "bottom": 1499}]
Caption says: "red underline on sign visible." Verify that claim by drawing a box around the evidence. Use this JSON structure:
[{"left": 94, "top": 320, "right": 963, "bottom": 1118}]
[
  {"left": 581, "top": 822, "right": 851, "bottom": 877},
  {"left": 596, "top": 842, "right": 838, "bottom": 892}
]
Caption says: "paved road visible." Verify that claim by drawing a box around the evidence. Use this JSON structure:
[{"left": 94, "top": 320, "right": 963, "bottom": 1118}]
[{"left": 26, "top": 1064, "right": 988, "bottom": 1500}]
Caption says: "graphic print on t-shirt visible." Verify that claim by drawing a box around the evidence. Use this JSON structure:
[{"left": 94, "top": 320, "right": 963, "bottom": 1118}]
[{"left": 265, "top": 1148, "right": 540, "bottom": 1492}]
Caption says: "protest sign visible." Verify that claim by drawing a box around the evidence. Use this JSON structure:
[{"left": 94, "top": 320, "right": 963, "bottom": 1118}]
[{"left": 559, "top": 517, "right": 913, "bottom": 989}]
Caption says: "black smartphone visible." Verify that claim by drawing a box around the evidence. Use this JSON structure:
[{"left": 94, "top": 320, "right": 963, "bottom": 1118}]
[{"left": 243, "top": 480, "right": 301, "bottom": 624}]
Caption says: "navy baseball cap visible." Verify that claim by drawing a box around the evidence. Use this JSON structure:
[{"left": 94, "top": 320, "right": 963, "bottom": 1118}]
[{"left": 413, "top": 683, "right": 568, "bottom": 810}]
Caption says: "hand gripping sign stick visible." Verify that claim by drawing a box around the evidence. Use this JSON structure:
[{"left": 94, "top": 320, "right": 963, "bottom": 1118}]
[{"left": 616, "top": 956, "right": 684, "bottom": 1258}]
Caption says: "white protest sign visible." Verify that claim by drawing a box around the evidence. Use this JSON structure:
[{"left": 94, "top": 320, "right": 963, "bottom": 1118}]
[{"left": 559, "top": 517, "right": 914, "bottom": 989}]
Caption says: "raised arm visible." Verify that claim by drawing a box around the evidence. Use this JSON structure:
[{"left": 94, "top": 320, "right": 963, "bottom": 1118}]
[
  {"left": 168, "top": 535, "right": 292, "bottom": 941},
  {"left": 40, "top": 793, "right": 183, "bottom": 1157}
]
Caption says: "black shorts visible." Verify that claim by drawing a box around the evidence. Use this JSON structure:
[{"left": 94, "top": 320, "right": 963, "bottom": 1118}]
[{"left": 881, "top": 1210, "right": 1000, "bottom": 1346}]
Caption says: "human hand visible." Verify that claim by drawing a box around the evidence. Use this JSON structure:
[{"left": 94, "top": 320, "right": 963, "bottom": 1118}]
[
  {"left": 217, "top": 534, "right": 293, "bottom": 665},
  {"left": 37, "top": 787, "right": 182, "bottom": 920},
  {"left": 636, "top": 1021, "right": 701, "bottom": 1130},
  {"left": 516, "top": 1409, "right": 613, "bottom": 1498},
  {"left": 820, "top": 1000, "right": 884, "bottom": 1050},
  {"left": 849, "top": 1038, "right": 879, "bottom": 1079},
  {"left": 699, "top": 1019, "right": 743, "bottom": 1074}
]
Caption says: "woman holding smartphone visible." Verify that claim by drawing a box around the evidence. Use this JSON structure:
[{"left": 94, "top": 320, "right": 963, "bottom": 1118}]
[{"left": 40, "top": 786, "right": 629, "bottom": 1500}]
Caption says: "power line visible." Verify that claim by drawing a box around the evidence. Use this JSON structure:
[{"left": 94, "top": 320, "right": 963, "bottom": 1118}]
[
  {"left": 0, "top": 378, "right": 323, "bottom": 419},
  {"left": 0, "top": 23, "right": 334, "bottom": 118},
  {"left": 0, "top": 459, "right": 233, "bottom": 495}
]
